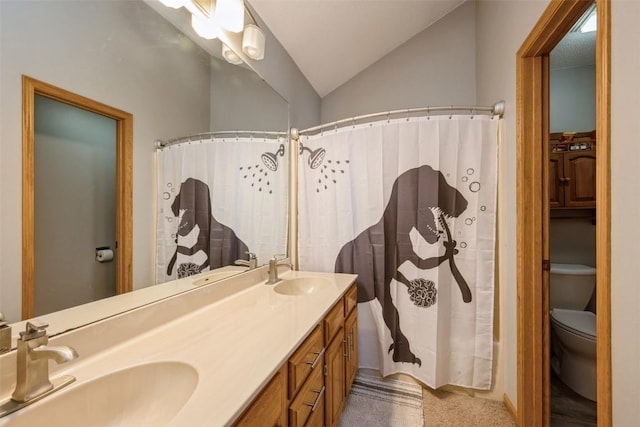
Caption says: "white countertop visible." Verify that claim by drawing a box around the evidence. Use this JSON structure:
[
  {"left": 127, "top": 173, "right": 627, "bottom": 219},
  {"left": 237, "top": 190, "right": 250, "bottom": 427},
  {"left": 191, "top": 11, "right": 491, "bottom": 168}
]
[{"left": 0, "top": 270, "right": 357, "bottom": 426}]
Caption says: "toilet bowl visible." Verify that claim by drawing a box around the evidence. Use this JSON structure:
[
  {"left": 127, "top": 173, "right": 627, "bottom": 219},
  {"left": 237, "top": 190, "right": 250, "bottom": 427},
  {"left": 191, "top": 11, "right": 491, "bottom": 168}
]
[
  {"left": 549, "top": 263, "right": 597, "bottom": 401},
  {"left": 550, "top": 308, "right": 597, "bottom": 401}
]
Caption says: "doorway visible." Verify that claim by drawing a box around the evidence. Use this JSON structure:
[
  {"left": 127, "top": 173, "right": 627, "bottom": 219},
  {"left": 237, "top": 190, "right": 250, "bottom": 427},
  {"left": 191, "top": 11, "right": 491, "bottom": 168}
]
[
  {"left": 22, "top": 76, "right": 133, "bottom": 319},
  {"left": 516, "top": 1, "right": 611, "bottom": 426}
]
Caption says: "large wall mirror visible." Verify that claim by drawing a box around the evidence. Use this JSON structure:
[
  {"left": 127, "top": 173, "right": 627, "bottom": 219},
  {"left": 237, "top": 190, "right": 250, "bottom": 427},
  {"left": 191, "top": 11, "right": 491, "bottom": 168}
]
[{"left": 0, "top": 0, "right": 289, "bottom": 340}]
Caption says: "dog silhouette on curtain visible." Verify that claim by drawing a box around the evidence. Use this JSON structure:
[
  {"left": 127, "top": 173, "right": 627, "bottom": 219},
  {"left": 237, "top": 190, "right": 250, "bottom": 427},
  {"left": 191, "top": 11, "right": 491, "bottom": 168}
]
[
  {"left": 335, "top": 165, "right": 471, "bottom": 366},
  {"left": 167, "top": 178, "right": 249, "bottom": 278}
]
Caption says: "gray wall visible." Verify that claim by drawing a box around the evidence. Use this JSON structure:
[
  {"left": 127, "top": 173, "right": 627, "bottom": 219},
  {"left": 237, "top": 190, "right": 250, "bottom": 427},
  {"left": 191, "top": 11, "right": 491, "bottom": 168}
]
[
  {"left": 611, "top": 1, "right": 640, "bottom": 423},
  {"left": 549, "top": 219, "right": 596, "bottom": 267},
  {"left": 0, "top": 0, "right": 212, "bottom": 322},
  {"left": 321, "top": 1, "right": 476, "bottom": 123},
  {"left": 210, "top": 58, "right": 288, "bottom": 132},
  {"left": 550, "top": 65, "right": 596, "bottom": 133},
  {"left": 475, "top": 0, "right": 549, "bottom": 406}
]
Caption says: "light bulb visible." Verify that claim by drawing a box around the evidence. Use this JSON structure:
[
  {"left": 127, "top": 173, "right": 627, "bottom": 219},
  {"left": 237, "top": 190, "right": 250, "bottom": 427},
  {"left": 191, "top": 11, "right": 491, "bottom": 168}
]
[
  {"left": 159, "top": 0, "right": 185, "bottom": 9},
  {"left": 191, "top": 13, "right": 219, "bottom": 40},
  {"left": 216, "top": 0, "right": 245, "bottom": 33},
  {"left": 222, "top": 44, "right": 243, "bottom": 65},
  {"left": 242, "top": 24, "right": 265, "bottom": 60}
]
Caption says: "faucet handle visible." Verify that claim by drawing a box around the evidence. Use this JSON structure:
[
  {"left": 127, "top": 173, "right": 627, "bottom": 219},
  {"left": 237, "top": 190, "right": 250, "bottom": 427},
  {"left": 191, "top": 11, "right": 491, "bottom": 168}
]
[
  {"left": 271, "top": 254, "right": 286, "bottom": 261},
  {"left": 20, "top": 320, "right": 48, "bottom": 340},
  {"left": 245, "top": 252, "right": 257, "bottom": 260}
]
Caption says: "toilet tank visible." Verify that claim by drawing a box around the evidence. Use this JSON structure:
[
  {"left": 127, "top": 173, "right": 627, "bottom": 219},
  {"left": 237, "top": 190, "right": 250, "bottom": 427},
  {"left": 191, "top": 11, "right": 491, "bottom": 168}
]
[{"left": 550, "top": 263, "right": 596, "bottom": 310}]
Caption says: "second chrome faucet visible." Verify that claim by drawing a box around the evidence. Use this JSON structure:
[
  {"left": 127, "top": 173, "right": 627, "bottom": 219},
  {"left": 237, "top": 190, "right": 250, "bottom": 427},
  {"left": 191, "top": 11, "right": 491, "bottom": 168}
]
[{"left": 266, "top": 255, "right": 293, "bottom": 285}]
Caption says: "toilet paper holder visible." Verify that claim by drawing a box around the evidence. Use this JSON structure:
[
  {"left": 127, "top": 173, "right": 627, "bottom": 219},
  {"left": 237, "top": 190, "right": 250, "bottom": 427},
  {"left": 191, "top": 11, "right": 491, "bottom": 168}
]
[{"left": 95, "top": 246, "right": 114, "bottom": 263}]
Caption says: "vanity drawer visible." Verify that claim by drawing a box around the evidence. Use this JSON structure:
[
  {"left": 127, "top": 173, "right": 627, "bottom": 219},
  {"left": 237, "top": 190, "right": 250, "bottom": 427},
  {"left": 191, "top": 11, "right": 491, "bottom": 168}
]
[
  {"left": 288, "top": 357, "right": 325, "bottom": 427},
  {"left": 344, "top": 284, "right": 357, "bottom": 315},
  {"left": 304, "top": 394, "right": 325, "bottom": 427},
  {"left": 288, "top": 325, "right": 324, "bottom": 399},
  {"left": 323, "top": 300, "right": 344, "bottom": 342}
]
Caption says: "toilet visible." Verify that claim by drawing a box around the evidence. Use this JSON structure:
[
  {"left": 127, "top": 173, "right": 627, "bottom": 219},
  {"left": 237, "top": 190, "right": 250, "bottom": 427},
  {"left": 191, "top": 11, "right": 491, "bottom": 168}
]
[{"left": 549, "top": 263, "right": 597, "bottom": 401}]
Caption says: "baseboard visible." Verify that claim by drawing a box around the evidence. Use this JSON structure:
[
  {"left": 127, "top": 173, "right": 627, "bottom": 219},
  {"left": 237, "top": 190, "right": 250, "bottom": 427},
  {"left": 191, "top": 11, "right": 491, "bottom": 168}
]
[{"left": 503, "top": 393, "right": 517, "bottom": 421}]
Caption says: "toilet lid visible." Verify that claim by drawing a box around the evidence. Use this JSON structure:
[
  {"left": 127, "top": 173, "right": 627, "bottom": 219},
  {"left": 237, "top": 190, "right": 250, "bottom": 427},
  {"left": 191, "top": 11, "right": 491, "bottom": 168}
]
[
  {"left": 551, "top": 308, "right": 596, "bottom": 338},
  {"left": 550, "top": 263, "right": 596, "bottom": 275}
]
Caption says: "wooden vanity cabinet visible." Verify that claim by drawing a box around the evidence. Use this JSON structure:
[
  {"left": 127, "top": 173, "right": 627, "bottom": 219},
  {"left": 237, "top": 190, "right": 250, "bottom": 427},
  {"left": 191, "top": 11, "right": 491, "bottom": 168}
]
[
  {"left": 234, "top": 364, "right": 288, "bottom": 427},
  {"left": 233, "top": 282, "right": 359, "bottom": 427}
]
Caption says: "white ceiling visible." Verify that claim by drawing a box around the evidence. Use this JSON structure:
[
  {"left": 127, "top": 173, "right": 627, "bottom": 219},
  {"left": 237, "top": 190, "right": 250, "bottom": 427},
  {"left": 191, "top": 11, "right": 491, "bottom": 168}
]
[
  {"left": 550, "top": 31, "right": 596, "bottom": 69},
  {"left": 250, "top": 0, "right": 466, "bottom": 97}
]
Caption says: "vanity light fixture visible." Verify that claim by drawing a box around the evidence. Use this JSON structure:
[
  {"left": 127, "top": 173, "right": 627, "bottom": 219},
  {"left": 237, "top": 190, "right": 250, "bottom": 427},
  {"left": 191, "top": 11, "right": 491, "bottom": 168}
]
[
  {"left": 242, "top": 24, "right": 265, "bottom": 60},
  {"left": 222, "top": 43, "right": 243, "bottom": 65},
  {"left": 191, "top": 13, "right": 219, "bottom": 40},
  {"left": 159, "top": 0, "right": 266, "bottom": 61},
  {"left": 158, "top": 0, "right": 185, "bottom": 9},
  {"left": 216, "top": 0, "right": 245, "bottom": 33}
]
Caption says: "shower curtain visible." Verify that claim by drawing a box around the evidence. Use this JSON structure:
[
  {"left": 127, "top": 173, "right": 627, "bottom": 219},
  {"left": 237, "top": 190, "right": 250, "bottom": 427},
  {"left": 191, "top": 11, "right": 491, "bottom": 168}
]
[
  {"left": 156, "top": 136, "right": 288, "bottom": 284},
  {"left": 298, "top": 114, "right": 498, "bottom": 389}
]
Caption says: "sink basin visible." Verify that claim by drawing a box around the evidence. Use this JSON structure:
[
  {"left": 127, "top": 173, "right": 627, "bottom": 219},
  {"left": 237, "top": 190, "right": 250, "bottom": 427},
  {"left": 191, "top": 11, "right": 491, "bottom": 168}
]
[
  {"left": 274, "top": 277, "right": 332, "bottom": 295},
  {"left": 5, "top": 361, "right": 198, "bottom": 426}
]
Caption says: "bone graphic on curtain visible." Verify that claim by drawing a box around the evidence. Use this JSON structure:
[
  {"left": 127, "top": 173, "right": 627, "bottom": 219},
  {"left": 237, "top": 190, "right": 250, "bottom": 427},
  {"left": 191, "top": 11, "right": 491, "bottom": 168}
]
[
  {"left": 298, "top": 115, "right": 498, "bottom": 390},
  {"left": 157, "top": 137, "right": 289, "bottom": 284}
]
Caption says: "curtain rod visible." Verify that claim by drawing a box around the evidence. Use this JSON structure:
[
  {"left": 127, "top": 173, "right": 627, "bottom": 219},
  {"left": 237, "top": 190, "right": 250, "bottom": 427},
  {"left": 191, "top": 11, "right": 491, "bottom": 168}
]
[
  {"left": 154, "top": 130, "right": 288, "bottom": 149},
  {"left": 292, "top": 101, "right": 505, "bottom": 138}
]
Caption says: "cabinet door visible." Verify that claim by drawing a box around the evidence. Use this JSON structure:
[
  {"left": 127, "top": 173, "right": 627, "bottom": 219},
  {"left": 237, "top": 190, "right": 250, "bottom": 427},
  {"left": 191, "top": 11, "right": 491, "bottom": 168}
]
[
  {"left": 325, "top": 330, "right": 346, "bottom": 427},
  {"left": 345, "top": 309, "right": 358, "bottom": 396},
  {"left": 563, "top": 151, "right": 596, "bottom": 208},
  {"left": 549, "top": 152, "right": 565, "bottom": 208},
  {"left": 234, "top": 365, "right": 287, "bottom": 427}
]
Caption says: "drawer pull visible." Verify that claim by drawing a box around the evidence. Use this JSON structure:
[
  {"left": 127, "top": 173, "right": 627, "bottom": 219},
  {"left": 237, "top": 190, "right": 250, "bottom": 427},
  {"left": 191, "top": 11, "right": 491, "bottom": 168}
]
[
  {"left": 305, "top": 347, "right": 325, "bottom": 370},
  {"left": 304, "top": 386, "right": 326, "bottom": 412}
]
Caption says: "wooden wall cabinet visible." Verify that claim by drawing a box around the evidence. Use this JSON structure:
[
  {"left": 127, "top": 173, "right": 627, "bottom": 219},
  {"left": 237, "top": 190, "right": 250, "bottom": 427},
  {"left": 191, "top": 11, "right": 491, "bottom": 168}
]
[
  {"left": 549, "top": 131, "right": 596, "bottom": 209},
  {"left": 549, "top": 150, "right": 596, "bottom": 208}
]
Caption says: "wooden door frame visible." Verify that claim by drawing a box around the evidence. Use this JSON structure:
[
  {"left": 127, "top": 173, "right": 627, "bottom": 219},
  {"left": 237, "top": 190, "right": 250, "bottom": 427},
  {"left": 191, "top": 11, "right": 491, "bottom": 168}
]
[
  {"left": 22, "top": 76, "right": 133, "bottom": 319},
  {"left": 517, "top": 0, "right": 611, "bottom": 425}
]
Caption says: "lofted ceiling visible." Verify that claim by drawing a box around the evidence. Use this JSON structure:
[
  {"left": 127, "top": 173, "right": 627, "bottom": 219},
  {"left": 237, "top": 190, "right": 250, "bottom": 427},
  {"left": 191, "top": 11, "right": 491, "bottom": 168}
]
[{"left": 250, "top": 0, "right": 466, "bottom": 97}]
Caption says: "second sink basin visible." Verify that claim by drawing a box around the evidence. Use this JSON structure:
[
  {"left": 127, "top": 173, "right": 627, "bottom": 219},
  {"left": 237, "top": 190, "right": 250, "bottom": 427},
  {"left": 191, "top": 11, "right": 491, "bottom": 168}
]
[
  {"left": 274, "top": 277, "right": 332, "bottom": 295},
  {"left": 5, "top": 361, "right": 198, "bottom": 426}
]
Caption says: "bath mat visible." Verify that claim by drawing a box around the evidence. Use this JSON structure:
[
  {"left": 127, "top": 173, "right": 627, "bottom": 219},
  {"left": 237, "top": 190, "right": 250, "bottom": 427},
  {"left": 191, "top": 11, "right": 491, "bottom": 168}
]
[{"left": 339, "top": 370, "right": 424, "bottom": 427}]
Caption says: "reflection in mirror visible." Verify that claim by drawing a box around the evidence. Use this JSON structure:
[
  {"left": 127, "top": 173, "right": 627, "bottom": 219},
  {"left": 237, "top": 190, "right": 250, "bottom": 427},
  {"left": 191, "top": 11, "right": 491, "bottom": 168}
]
[
  {"left": 0, "top": 0, "right": 288, "bottom": 337},
  {"left": 156, "top": 134, "right": 289, "bottom": 283}
]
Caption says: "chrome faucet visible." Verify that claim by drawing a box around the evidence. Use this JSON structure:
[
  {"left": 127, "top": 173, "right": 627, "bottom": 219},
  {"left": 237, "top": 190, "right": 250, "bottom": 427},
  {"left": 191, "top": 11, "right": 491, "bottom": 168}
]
[
  {"left": 0, "top": 312, "right": 11, "bottom": 355},
  {"left": 266, "top": 254, "right": 293, "bottom": 285},
  {"left": 234, "top": 252, "right": 258, "bottom": 270},
  {"left": 11, "top": 320, "right": 78, "bottom": 403}
]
